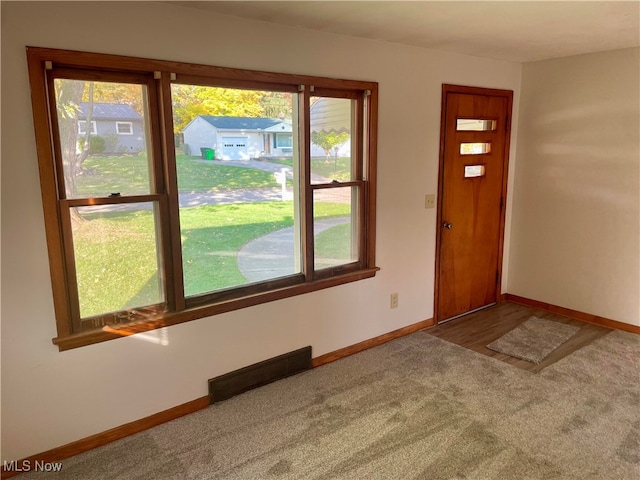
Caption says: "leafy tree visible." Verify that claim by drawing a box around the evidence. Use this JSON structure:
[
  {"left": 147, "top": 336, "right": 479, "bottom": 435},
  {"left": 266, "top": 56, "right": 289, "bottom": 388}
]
[
  {"left": 83, "top": 82, "right": 144, "bottom": 114},
  {"left": 56, "top": 79, "right": 97, "bottom": 199},
  {"left": 311, "top": 131, "right": 350, "bottom": 160},
  {"left": 172, "top": 85, "right": 267, "bottom": 132},
  {"left": 260, "top": 91, "right": 293, "bottom": 119},
  {"left": 58, "top": 80, "right": 133, "bottom": 199}
]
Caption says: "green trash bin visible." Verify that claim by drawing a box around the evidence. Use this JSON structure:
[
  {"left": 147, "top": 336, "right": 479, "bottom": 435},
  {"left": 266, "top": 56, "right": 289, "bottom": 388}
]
[{"left": 200, "top": 147, "right": 215, "bottom": 160}]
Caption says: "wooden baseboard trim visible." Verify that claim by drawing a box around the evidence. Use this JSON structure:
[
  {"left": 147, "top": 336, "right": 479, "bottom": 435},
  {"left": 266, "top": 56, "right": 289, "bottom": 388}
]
[
  {"left": 4, "top": 319, "right": 437, "bottom": 478},
  {"left": 312, "top": 317, "right": 436, "bottom": 368},
  {"left": 504, "top": 294, "right": 640, "bottom": 334},
  {"left": 1, "top": 395, "right": 210, "bottom": 479}
]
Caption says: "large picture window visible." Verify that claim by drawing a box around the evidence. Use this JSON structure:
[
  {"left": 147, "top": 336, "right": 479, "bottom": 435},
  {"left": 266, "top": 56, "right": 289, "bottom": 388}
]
[{"left": 27, "top": 47, "right": 378, "bottom": 350}]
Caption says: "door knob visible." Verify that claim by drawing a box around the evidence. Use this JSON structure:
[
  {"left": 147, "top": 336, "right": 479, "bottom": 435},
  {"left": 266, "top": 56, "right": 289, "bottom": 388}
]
[{"left": 443, "top": 222, "right": 453, "bottom": 230}]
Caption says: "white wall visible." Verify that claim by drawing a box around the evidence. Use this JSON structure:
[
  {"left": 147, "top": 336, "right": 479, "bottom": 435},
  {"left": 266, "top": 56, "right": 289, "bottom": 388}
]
[
  {"left": 509, "top": 48, "right": 640, "bottom": 326},
  {"left": 182, "top": 117, "right": 217, "bottom": 157},
  {"left": 0, "top": 1, "right": 521, "bottom": 460}
]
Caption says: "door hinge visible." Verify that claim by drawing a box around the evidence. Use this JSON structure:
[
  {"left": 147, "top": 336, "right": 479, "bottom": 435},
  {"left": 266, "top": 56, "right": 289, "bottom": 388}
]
[
  {"left": 496, "top": 270, "right": 500, "bottom": 284},
  {"left": 505, "top": 115, "right": 510, "bottom": 131},
  {"left": 499, "top": 196, "right": 504, "bottom": 211}
]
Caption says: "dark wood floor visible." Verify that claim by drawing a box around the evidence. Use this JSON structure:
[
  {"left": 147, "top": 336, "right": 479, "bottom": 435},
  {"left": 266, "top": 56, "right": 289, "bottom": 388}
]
[{"left": 427, "top": 301, "right": 613, "bottom": 373}]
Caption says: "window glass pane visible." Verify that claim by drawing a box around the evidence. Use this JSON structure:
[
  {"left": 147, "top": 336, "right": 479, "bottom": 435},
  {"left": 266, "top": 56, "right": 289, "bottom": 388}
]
[
  {"left": 117, "top": 122, "right": 133, "bottom": 135},
  {"left": 71, "top": 203, "right": 164, "bottom": 319},
  {"left": 464, "top": 165, "right": 486, "bottom": 178},
  {"left": 275, "top": 133, "right": 293, "bottom": 149},
  {"left": 460, "top": 142, "right": 491, "bottom": 155},
  {"left": 310, "top": 97, "right": 353, "bottom": 184},
  {"left": 314, "top": 186, "right": 358, "bottom": 269},
  {"left": 78, "top": 121, "right": 97, "bottom": 135},
  {"left": 171, "top": 84, "right": 301, "bottom": 295},
  {"left": 456, "top": 119, "right": 497, "bottom": 131},
  {"left": 54, "top": 79, "right": 152, "bottom": 199}
]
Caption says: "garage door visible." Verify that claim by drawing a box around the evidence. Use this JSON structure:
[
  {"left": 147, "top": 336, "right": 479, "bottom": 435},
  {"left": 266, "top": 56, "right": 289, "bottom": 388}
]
[{"left": 222, "top": 137, "right": 248, "bottom": 160}]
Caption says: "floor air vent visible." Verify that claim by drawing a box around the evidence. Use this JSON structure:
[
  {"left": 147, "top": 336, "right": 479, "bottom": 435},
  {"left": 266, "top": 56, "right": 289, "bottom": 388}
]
[{"left": 208, "top": 346, "right": 312, "bottom": 404}]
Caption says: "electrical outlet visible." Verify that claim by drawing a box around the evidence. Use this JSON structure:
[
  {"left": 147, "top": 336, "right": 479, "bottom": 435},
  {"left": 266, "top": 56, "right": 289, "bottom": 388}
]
[
  {"left": 390, "top": 292, "right": 398, "bottom": 309},
  {"left": 425, "top": 194, "right": 436, "bottom": 209}
]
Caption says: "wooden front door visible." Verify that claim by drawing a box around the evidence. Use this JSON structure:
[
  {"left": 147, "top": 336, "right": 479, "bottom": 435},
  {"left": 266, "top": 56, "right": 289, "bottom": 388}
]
[{"left": 435, "top": 85, "right": 513, "bottom": 322}]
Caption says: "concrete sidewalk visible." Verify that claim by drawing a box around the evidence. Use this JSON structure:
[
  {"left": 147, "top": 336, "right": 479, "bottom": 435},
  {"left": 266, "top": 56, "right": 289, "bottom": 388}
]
[{"left": 237, "top": 216, "right": 350, "bottom": 282}]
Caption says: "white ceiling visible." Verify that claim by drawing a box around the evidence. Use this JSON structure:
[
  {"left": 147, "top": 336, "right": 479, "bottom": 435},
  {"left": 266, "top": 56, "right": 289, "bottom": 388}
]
[{"left": 167, "top": 1, "right": 640, "bottom": 62}]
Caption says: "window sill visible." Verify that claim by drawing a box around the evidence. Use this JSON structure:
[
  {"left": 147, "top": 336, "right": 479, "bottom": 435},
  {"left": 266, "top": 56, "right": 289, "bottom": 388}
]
[{"left": 52, "top": 267, "right": 380, "bottom": 351}]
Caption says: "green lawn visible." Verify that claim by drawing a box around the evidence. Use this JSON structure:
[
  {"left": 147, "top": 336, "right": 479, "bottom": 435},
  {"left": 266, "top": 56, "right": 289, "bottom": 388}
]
[
  {"left": 269, "top": 157, "right": 352, "bottom": 181},
  {"left": 176, "top": 156, "right": 278, "bottom": 192},
  {"left": 74, "top": 201, "right": 350, "bottom": 317},
  {"left": 72, "top": 209, "right": 163, "bottom": 318},
  {"left": 314, "top": 222, "right": 353, "bottom": 269},
  {"left": 72, "top": 154, "right": 352, "bottom": 317},
  {"left": 180, "top": 202, "right": 296, "bottom": 296},
  {"left": 76, "top": 155, "right": 276, "bottom": 197}
]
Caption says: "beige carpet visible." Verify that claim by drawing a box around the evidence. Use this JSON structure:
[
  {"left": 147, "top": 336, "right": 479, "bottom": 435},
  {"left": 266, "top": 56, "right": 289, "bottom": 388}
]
[
  {"left": 487, "top": 316, "right": 579, "bottom": 364},
  {"left": 21, "top": 330, "right": 640, "bottom": 479}
]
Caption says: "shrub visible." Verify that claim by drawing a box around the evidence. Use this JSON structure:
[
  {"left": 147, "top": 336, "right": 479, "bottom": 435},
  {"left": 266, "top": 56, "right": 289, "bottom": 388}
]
[
  {"left": 78, "top": 135, "right": 106, "bottom": 155},
  {"left": 103, "top": 133, "right": 118, "bottom": 153}
]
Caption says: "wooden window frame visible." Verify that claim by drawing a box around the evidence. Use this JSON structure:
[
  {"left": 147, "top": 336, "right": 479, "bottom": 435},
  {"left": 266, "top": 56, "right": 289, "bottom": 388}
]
[{"left": 26, "top": 47, "right": 379, "bottom": 351}]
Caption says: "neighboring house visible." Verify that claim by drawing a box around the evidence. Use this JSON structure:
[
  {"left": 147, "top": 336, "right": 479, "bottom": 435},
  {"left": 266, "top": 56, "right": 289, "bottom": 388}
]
[
  {"left": 183, "top": 103, "right": 353, "bottom": 160},
  {"left": 182, "top": 116, "right": 293, "bottom": 160},
  {"left": 309, "top": 97, "right": 352, "bottom": 158},
  {"left": 78, "top": 102, "right": 146, "bottom": 154}
]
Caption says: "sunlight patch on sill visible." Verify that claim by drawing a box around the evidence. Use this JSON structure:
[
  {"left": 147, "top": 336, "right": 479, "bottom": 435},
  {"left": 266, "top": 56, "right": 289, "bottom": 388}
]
[{"left": 103, "top": 326, "right": 170, "bottom": 346}]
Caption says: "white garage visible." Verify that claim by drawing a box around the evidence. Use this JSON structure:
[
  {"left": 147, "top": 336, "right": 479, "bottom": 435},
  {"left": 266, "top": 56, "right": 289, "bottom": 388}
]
[
  {"left": 182, "top": 115, "right": 293, "bottom": 160},
  {"left": 221, "top": 136, "right": 249, "bottom": 160}
]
